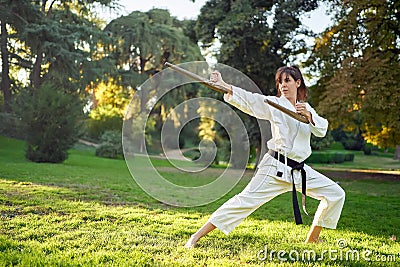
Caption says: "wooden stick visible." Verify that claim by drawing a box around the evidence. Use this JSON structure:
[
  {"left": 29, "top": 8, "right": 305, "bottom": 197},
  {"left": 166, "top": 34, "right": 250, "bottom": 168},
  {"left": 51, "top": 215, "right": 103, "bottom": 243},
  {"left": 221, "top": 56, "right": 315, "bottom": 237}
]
[
  {"left": 165, "top": 62, "right": 309, "bottom": 124},
  {"left": 164, "top": 62, "right": 229, "bottom": 94},
  {"left": 264, "top": 99, "right": 309, "bottom": 124}
]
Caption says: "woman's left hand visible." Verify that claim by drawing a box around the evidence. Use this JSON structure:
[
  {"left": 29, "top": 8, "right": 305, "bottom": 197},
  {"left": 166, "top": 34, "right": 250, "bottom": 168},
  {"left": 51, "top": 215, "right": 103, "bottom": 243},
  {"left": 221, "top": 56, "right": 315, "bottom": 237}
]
[{"left": 295, "top": 102, "right": 313, "bottom": 124}]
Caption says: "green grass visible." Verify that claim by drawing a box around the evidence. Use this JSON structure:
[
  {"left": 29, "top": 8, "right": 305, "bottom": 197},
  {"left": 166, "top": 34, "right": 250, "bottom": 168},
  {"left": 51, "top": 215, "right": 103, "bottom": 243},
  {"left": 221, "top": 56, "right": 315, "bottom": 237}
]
[{"left": 0, "top": 136, "right": 399, "bottom": 266}]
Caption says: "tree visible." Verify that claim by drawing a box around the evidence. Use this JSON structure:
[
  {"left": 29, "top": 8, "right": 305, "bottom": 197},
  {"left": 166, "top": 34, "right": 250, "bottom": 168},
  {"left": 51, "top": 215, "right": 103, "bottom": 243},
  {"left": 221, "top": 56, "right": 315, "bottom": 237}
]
[
  {"left": 104, "top": 8, "right": 203, "bottom": 89},
  {"left": 87, "top": 78, "right": 133, "bottom": 139},
  {"left": 104, "top": 9, "right": 205, "bottom": 151},
  {"left": 14, "top": 82, "right": 83, "bottom": 163},
  {"left": 0, "top": 0, "right": 116, "bottom": 100},
  {"left": 196, "top": 0, "right": 318, "bottom": 95},
  {"left": 195, "top": 0, "right": 319, "bottom": 163},
  {"left": 307, "top": 0, "right": 400, "bottom": 156},
  {"left": 0, "top": 0, "right": 117, "bottom": 163},
  {"left": 0, "top": 18, "right": 11, "bottom": 112}
]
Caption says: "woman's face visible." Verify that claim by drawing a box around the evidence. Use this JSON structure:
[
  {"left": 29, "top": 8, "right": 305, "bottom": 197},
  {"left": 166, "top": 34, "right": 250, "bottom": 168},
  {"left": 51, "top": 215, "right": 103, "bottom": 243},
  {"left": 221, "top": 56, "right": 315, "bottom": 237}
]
[{"left": 278, "top": 74, "right": 300, "bottom": 102}]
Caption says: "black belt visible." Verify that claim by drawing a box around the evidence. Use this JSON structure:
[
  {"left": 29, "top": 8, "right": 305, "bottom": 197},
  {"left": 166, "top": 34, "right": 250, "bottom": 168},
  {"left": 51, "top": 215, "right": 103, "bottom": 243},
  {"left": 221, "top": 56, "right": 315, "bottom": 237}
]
[{"left": 268, "top": 150, "right": 308, "bottom": 225}]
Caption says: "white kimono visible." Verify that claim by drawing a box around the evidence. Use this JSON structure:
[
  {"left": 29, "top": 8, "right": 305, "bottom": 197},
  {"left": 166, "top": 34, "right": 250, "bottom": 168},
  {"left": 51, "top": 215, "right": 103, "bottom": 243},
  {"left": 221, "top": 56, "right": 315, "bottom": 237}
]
[{"left": 208, "top": 86, "right": 345, "bottom": 234}]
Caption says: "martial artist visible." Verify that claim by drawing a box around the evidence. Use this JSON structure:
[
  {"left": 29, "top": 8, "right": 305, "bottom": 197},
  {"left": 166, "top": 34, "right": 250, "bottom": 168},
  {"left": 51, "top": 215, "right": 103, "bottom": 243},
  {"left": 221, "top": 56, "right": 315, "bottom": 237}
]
[{"left": 185, "top": 66, "right": 345, "bottom": 248}]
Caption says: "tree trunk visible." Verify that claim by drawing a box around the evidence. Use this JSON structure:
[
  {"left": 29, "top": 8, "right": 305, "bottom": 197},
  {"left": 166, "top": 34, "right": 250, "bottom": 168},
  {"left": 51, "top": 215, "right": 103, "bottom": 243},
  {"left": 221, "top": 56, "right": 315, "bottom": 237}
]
[
  {"left": 31, "top": 50, "right": 43, "bottom": 89},
  {"left": 1, "top": 20, "right": 12, "bottom": 113},
  {"left": 395, "top": 145, "right": 400, "bottom": 160}
]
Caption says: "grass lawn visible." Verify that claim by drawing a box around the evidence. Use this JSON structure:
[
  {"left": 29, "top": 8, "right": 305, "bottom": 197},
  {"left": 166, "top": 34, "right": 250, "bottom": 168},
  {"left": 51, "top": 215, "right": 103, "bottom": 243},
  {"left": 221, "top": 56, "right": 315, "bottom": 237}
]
[{"left": 0, "top": 136, "right": 399, "bottom": 266}]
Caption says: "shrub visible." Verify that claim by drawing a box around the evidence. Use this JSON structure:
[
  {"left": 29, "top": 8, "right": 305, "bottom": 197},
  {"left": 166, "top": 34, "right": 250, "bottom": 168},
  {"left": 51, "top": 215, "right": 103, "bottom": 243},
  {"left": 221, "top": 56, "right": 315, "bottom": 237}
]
[
  {"left": 329, "top": 142, "right": 345, "bottom": 150},
  {"left": 95, "top": 130, "right": 123, "bottom": 159},
  {"left": 195, "top": 139, "right": 217, "bottom": 166},
  {"left": 14, "top": 83, "right": 83, "bottom": 163},
  {"left": 332, "top": 152, "right": 345, "bottom": 163},
  {"left": 0, "top": 112, "right": 25, "bottom": 139},
  {"left": 183, "top": 149, "right": 201, "bottom": 160},
  {"left": 311, "top": 131, "right": 334, "bottom": 150},
  {"left": 86, "top": 115, "right": 123, "bottom": 141},
  {"left": 306, "top": 151, "right": 354, "bottom": 164},
  {"left": 331, "top": 126, "right": 364, "bottom": 150},
  {"left": 363, "top": 144, "right": 373, "bottom": 155},
  {"left": 344, "top": 153, "right": 355, "bottom": 161}
]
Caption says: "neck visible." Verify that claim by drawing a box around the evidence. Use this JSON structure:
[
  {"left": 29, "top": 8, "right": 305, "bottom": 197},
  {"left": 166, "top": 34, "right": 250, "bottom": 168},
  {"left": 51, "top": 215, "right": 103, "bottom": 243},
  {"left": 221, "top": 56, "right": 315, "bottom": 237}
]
[{"left": 285, "top": 96, "right": 296, "bottom": 107}]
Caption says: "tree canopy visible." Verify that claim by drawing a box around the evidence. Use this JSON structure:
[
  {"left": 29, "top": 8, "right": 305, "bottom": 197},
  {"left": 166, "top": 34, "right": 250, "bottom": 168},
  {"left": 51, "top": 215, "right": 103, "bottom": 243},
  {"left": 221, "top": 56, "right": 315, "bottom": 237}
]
[
  {"left": 104, "top": 8, "right": 204, "bottom": 90},
  {"left": 195, "top": 0, "right": 319, "bottom": 95},
  {"left": 1, "top": 0, "right": 399, "bottom": 162},
  {"left": 194, "top": 0, "right": 320, "bottom": 162},
  {"left": 0, "top": 0, "right": 116, "bottom": 162},
  {"left": 307, "top": 0, "right": 400, "bottom": 149},
  {"left": 0, "top": 0, "right": 116, "bottom": 102}
]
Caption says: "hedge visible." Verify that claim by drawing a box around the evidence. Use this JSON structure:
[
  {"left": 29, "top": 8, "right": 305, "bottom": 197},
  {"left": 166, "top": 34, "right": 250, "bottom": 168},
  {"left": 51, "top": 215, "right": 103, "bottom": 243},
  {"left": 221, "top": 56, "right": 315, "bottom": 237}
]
[{"left": 306, "top": 151, "right": 355, "bottom": 164}]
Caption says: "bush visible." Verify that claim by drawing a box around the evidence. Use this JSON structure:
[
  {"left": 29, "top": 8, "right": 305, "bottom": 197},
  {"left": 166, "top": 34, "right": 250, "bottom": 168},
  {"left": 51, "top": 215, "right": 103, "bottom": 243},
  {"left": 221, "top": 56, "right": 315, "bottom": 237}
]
[
  {"left": 344, "top": 138, "right": 364, "bottom": 150},
  {"left": 306, "top": 151, "right": 354, "bottom": 164},
  {"left": 86, "top": 115, "right": 123, "bottom": 141},
  {"left": 311, "top": 131, "right": 334, "bottom": 150},
  {"left": 0, "top": 112, "right": 25, "bottom": 139},
  {"left": 332, "top": 152, "right": 345, "bottom": 163},
  {"left": 183, "top": 149, "right": 201, "bottom": 160},
  {"left": 331, "top": 126, "right": 364, "bottom": 150},
  {"left": 344, "top": 153, "right": 355, "bottom": 161},
  {"left": 307, "top": 152, "right": 332, "bottom": 164},
  {"left": 95, "top": 130, "right": 123, "bottom": 159},
  {"left": 329, "top": 142, "right": 345, "bottom": 150},
  {"left": 195, "top": 139, "right": 217, "bottom": 166},
  {"left": 14, "top": 83, "right": 83, "bottom": 163},
  {"left": 363, "top": 143, "right": 373, "bottom": 155}
]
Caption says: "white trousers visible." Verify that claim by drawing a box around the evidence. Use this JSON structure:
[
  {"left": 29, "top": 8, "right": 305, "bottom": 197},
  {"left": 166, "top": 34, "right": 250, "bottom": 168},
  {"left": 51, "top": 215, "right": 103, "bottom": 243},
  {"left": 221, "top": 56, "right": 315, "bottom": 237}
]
[{"left": 208, "top": 155, "right": 346, "bottom": 235}]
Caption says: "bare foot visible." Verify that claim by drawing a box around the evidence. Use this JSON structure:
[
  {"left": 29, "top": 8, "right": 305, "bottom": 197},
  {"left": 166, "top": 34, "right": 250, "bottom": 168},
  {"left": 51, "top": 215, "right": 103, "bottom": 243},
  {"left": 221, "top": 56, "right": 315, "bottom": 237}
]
[{"left": 305, "top": 238, "right": 325, "bottom": 244}]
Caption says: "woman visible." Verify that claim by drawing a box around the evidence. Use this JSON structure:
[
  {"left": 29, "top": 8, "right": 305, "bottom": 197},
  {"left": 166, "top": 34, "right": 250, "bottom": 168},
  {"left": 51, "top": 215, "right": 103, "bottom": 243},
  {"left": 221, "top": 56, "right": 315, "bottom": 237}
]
[{"left": 185, "top": 66, "right": 345, "bottom": 248}]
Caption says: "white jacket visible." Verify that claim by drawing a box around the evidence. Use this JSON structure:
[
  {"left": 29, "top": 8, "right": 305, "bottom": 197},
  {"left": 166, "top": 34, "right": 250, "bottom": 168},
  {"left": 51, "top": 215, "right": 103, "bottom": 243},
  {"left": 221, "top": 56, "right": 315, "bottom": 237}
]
[{"left": 224, "top": 86, "right": 328, "bottom": 163}]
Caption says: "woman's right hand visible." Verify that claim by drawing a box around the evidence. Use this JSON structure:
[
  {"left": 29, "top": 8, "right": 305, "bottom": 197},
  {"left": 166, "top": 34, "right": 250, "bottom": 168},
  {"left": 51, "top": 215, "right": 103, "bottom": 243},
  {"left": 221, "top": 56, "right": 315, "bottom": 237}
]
[{"left": 210, "top": 71, "right": 233, "bottom": 95}]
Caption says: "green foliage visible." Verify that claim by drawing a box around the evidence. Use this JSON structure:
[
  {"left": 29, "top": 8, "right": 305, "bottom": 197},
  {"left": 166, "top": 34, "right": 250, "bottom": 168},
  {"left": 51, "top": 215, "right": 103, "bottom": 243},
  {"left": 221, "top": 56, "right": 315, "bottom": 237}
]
[
  {"left": 307, "top": 0, "right": 400, "bottom": 149},
  {"left": 216, "top": 138, "right": 231, "bottom": 165},
  {"left": 103, "top": 9, "right": 205, "bottom": 161},
  {"left": 363, "top": 143, "right": 373, "bottom": 155},
  {"left": 329, "top": 142, "right": 345, "bottom": 150},
  {"left": 306, "top": 151, "right": 354, "bottom": 164},
  {"left": 95, "top": 130, "right": 123, "bottom": 159},
  {"left": 86, "top": 78, "right": 132, "bottom": 140},
  {"left": 13, "top": 83, "right": 83, "bottom": 163},
  {"left": 344, "top": 153, "right": 355, "bottom": 162},
  {"left": 331, "top": 126, "right": 365, "bottom": 151},
  {"left": 310, "top": 131, "right": 334, "bottom": 150},
  {"left": 182, "top": 149, "right": 201, "bottom": 160},
  {"left": 104, "top": 8, "right": 204, "bottom": 89},
  {"left": 1, "top": 0, "right": 116, "bottom": 90},
  {"left": 86, "top": 115, "right": 122, "bottom": 140},
  {"left": 0, "top": 112, "right": 24, "bottom": 139},
  {"left": 196, "top": 0, "right": 318, "bottom": 95},
  {"left": 192, "top": 139, "right": 216, "bottom": 166}
]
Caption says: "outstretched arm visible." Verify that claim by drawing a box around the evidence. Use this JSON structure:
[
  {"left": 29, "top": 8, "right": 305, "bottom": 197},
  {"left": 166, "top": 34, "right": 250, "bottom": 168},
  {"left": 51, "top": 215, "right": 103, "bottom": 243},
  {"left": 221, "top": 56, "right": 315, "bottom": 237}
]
[{"left": 210, "top": 71, "right": 272, "bottom": 120}]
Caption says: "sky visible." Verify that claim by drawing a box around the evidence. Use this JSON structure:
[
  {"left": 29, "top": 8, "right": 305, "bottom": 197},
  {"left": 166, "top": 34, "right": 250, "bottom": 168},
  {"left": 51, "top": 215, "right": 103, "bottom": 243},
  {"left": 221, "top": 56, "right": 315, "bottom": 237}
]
[{"left": 100, "top": 0, "right": 332, "bottom": 34}]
